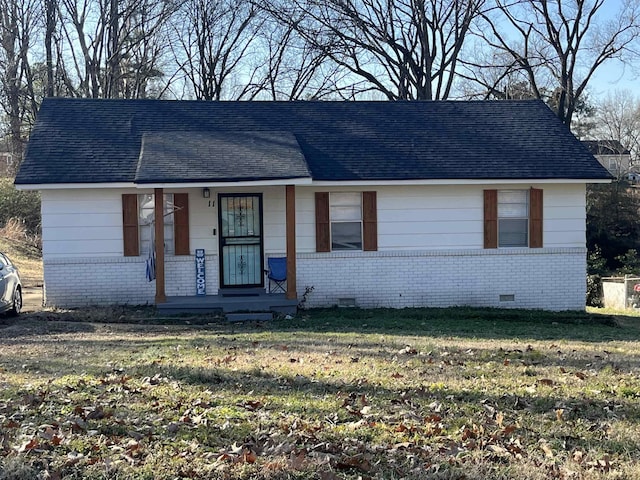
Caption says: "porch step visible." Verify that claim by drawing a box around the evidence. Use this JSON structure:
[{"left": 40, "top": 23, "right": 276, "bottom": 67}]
[{"left": 157, "top": 293, "right": 297, "bottom": 316}]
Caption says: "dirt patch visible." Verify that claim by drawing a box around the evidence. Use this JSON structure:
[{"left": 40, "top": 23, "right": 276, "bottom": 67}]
[{"left": 21, "top": 286, "right": 43, "bottom": 313}]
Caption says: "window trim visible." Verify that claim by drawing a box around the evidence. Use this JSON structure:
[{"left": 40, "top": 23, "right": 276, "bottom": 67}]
[
  {"left": 122, "top": 192, "right": 190, "bottom": 257},
  {"left": 329, "top": 192, "right": 363, "bottom": 251},
  {"left": 139, "top": 193, "right": 175, "bottom": 256},
  {"left": 484, "top": 188, "right": 543, "bottom": 249},
  {"left": 315, "top": 191, "right": 378, "bottom": 252},
  {"left": 497, "top": 189, "right": 529, "bottom": 248}
]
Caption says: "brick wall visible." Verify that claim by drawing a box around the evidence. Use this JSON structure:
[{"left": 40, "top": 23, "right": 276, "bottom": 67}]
[
  {"left": 44, "top": 254, "right": 219, "bottom": 307},
  {"left": 44, "top": 248, "right": 586, "bottom": 311},
  {"left": 296, "top": 247, "right": 586, "bottom": 311}
]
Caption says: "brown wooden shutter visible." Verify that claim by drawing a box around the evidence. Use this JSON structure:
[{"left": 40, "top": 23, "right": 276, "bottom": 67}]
[
  {"left": 529, "top": 188, "right": 543, "bottom": 248},
  {"left": 174, "top": 193, "right": 190, "bottom": 255},
  {"left": 122, "top": 194, "right": 139, "bottom": 256},
  {"left": 315, "top": 192, "right": 330, "bottom": 252},
  {"left": 483, "top": 189, "right": 498, "bottom": 249},
  {"left": 362, "top": 191, "right": 378, "bottom": 251}
]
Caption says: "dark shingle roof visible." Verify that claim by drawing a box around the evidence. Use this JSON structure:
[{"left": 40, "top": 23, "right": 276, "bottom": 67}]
[
  {"left": 137, "top": 131, "right": 310, "bottom": 183},
  {"left": 16, "top": 98, "right": 611, "bottom": 185}
]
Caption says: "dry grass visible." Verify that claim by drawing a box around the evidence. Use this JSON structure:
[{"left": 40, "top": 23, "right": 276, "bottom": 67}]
[
  {"left": 0, "top": 225, "right": 43, "bottom": 287},
  {"left": 1, "top": 308, "right": 639, "bottom": 479}
]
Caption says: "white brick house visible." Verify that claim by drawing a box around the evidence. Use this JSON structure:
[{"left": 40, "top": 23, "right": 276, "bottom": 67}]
[{"left": 16, "top": 99, "right": 611, "bottom": 311}]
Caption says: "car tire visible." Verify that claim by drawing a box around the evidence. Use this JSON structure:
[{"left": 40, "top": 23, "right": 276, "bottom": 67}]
[{"left": 9, "top": 287, "right": 21, "bottom": 317}]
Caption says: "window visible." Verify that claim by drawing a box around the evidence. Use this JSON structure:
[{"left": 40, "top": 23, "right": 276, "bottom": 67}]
[
  {"left": 138, "top": 193, "right": 175, "bottom": 255},
  {"left": 484, "top": 188, "right": 542, "bottom": 249},
  {"left": 123, "top": 192, "right": 189, "bottom": 257},
  {"left": 497, "top": 190, "right": 529, "bottom": 247},
  {"left": 315, "top": 191, "right": 377, "bottom": 252},
  {"left": 330, "top": 192, "right": 362, "bottom": 250}
]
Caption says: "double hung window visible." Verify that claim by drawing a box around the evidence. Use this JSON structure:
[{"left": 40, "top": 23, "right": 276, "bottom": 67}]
[
  {"left": 138, "top": 193, "right": 175, "bottom": 255},
  {"left": 497, "top": 190, "right": 529, "bottom": 247},
  {"left": 330, "top": 193, "right": 362, "bottom": 250}
]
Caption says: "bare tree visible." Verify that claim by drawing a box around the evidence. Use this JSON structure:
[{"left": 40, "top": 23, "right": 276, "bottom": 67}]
[
  {"left": 0, "top": 0, "right": 41, "bottom": 173},
  {"left": 242, "top": 14, "right": 355, "bottom": 100},
  {"left": 594, "top": 90, "right": 640, "bottom": 165},
  {"left": 474, "top": 0, "right": 640, "bottom": 126},
  {"left": 171, "top": 0, "right": 262, "bottom": 101},
  {"left": 57, "top": 0, "right": 177, "bottom": 99},
  {"left": 259, "top": 0, "right": 485, "bottom": 100}
]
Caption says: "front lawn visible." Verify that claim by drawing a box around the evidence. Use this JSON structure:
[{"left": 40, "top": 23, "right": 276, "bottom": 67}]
[{"left": 1, "top": 308, "right": 639, "bottom": 479}]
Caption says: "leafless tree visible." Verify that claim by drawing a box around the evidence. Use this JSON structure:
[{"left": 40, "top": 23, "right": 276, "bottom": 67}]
[
  {"left": 259, "top": 0, "right": 485, "bottom": 100},
  {"left": 473, "top": 0, "right": 640, "bottom": 126},
  {"left": 57, "top": 0, "right": 177, "bottom": 98},
  {"left": 170, "top": 0, "right": 262, "bottom": 101},
  {"left": 0, "top": 0, "right": 40, "bottom": 172},
  {"left": 242, "top": 14, "right": 356, "bottom": 100},
  {"left": 594, "top": 90, "right": 640, "bottom": 164}
]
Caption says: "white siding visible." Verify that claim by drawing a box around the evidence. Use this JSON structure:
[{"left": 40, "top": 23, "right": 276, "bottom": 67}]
[
  {"left": 41, "top": 189, "right": 128, "bottom": 258},
  {"left": 40, "top": 183, "right": 588, "bottom": 310},
  {"left": 296, "top": 184, "right": 585, "bottom": 252}
]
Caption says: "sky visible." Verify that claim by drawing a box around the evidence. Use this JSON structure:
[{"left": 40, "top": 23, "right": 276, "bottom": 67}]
[{"left": 588, "top": 0, "right": 639, "bottom": 98}]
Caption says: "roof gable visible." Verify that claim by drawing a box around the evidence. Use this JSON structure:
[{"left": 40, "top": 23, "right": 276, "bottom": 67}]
[
  {"left": 136, "top": 131, "right": 310, "bottom": 183},
  {"left": 16, "top": 98, "right": 612, "bottom": 185}
]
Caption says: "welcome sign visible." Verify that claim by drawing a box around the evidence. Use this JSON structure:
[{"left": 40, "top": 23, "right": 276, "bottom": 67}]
[{"left": 195, "top": 249, "right": 206, "bottom": 296}]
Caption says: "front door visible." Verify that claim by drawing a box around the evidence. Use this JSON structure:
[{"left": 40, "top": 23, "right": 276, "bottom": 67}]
[{"left": 218, "top": 194, "right": 264, "bottom": 288}]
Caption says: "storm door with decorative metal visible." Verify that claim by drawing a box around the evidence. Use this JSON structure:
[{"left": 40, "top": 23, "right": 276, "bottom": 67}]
[{"left": 219, "top": 194, "right": 264, "bottom": 287}]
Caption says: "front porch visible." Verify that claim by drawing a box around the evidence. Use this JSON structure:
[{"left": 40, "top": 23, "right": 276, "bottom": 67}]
[
  {"left": 157, "top": 288, "right": 298, "bottom": 316},
  {"left": 152, "top": 185, "right": 300, "bottom": 312}
]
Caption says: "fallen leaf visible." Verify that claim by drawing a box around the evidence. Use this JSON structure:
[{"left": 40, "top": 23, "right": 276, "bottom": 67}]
[
  {"left": 242, "top": 449, "right": 257, "bottom": 464},
  {"left": 487, "top": 444, "right": 508, "bottom": 455},
  {"left": 555, "top": 409, "right": 565, "bottom": 421},
  {"left": 540, "top": 442, "right": 554, "bottom": 458},
  {"left": 289, "top": 450, "right": 306, "bottom": 470},
  {"left": 336, "top": 454, "right": 371, "bottom": 472},
  {"left": 398, "top": 346, "right": 417, "bottom": 355},
  {"left": 238, "top": 400, "right": 263, "bottom": 411},
  {"left": 18, "top": 438, "right": 40, "bottom": 452}
]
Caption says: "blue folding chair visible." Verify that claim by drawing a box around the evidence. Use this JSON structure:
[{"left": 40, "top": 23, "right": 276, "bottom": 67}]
[{"left": 265, "top": 257, "right": 287, "bottom": 293}]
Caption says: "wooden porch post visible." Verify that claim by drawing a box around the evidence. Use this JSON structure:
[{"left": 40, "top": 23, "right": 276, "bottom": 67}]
[
  {"left": 285, "top": 185, "right": 297, "bottom": 300},
  {"left": 154, "top": 188, "right": 166, "bottom": 303}
]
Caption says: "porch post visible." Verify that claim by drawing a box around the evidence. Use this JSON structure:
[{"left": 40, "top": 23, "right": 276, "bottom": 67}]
[
  {"left": 154, "top": 188, "right": 166, "bottom": 303},
  {"left": 285, "top": 185, "right": 297, "bottom": 300}
]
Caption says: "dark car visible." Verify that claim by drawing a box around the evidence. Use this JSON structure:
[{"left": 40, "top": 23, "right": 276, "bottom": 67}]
[{"left": 0, "top": 252, "right": 22, "bottom": 316}]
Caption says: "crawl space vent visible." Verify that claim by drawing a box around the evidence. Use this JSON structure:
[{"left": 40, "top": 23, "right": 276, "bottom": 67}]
[{"left": 337, "top": 298, "right": 357, "bottom": 308}]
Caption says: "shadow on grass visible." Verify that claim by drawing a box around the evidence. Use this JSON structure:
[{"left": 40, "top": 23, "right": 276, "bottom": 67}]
[
  {"left": 3, "top": 305, "right": 638, "bottom": 344},
  {"left": 273, "top": 307, "right": 636, "bottom": 343},
  {"left": 4, "top": 357, "right": 638, "bottom": 461}
]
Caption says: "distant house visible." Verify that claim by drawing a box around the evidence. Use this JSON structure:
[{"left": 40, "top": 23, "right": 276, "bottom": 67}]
[
  {"left": 0, "top": 150, "right": 13, "bottom": 177},
  {"left": 582, "top": 140, "right": 632, "bottom": 179},
  {"left": 15, "top": 98, "right": 611, "bottom": 311}
]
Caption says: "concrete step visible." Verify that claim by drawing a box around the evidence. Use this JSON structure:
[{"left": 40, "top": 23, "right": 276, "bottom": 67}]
[{"left": 157, "top": 294, "right": 297, "bottom": 316}]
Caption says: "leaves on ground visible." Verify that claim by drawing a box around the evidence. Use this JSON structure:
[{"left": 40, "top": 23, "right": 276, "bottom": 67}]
[{"left": 1, "top": 313, "right": 639, "bottom": 479}]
